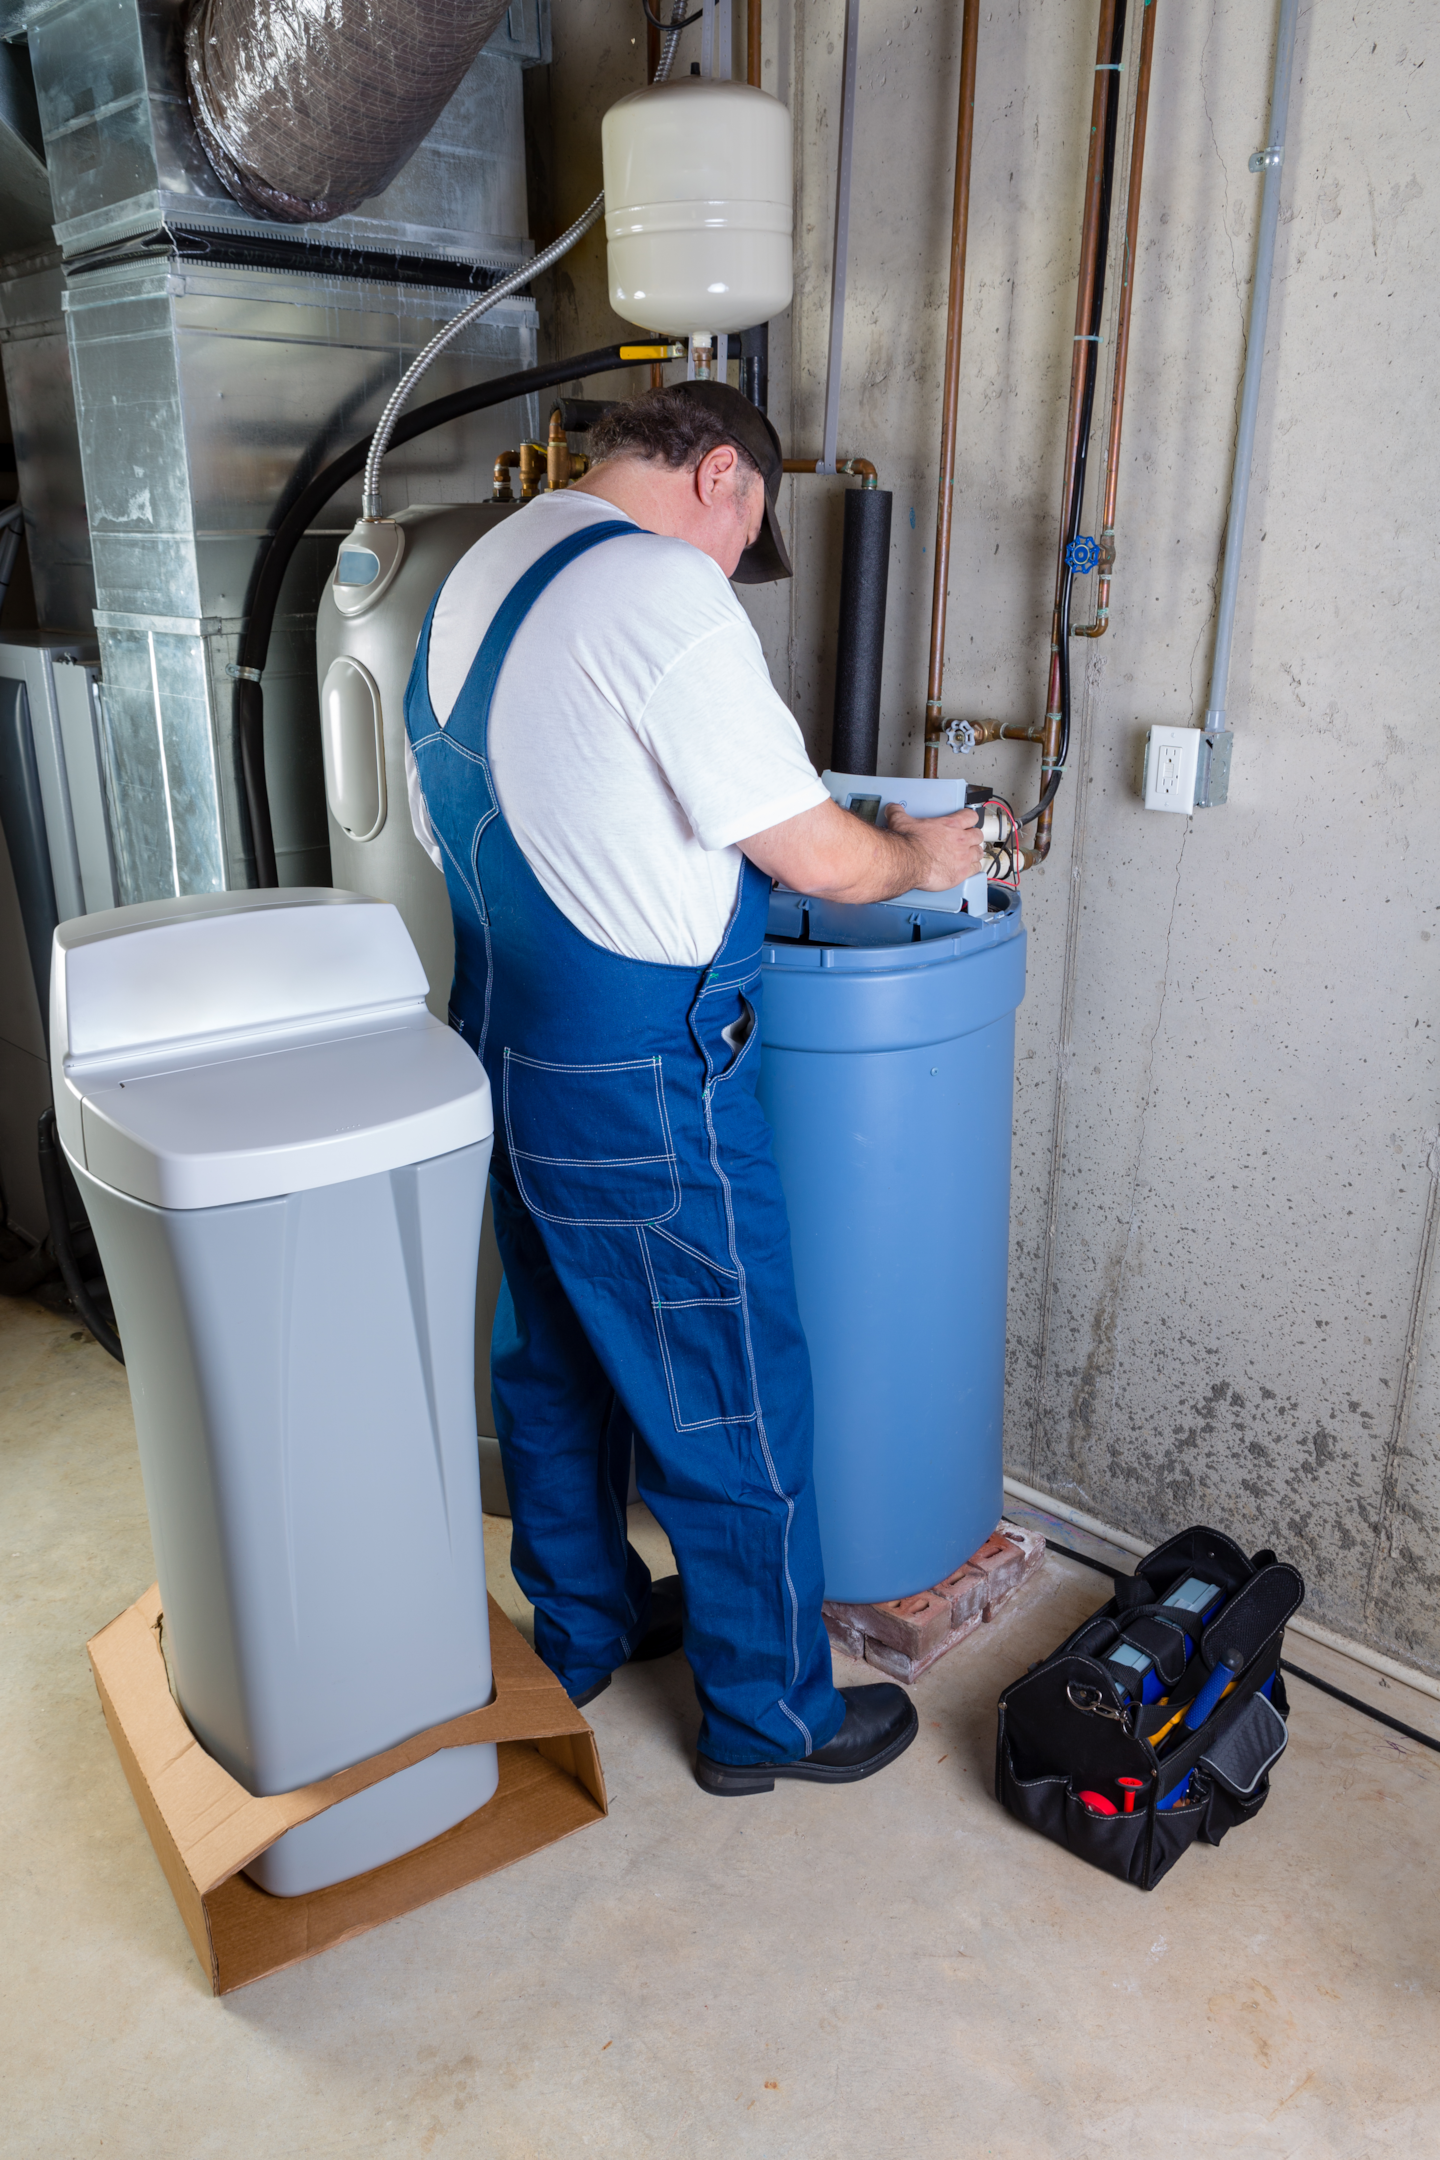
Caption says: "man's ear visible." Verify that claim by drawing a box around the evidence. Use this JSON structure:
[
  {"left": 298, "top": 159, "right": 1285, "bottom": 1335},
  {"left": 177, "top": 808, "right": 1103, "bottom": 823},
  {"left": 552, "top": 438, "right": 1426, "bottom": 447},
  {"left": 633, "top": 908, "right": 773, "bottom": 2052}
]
[{"left": 695, "top": 443, "right": 740, "bottom": 505}]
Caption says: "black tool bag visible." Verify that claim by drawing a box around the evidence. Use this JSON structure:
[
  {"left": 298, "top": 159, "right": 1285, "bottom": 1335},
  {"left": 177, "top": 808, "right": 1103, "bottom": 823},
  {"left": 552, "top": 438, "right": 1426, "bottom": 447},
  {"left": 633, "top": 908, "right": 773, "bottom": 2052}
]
[{"left": 995, "top": 1526, "right": 1305, "bottom": 1891}]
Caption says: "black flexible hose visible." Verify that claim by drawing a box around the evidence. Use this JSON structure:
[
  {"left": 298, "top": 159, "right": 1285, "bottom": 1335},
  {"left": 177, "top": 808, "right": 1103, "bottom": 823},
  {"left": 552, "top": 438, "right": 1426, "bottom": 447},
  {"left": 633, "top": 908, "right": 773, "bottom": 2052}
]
[
  {"left": 1021, "top": 0, "right": 1127, "bottom": 828},
  {"left": 235, "top": 342, "right": 631, "bottom": 885},
  {"left": 37, "top": 1110, "right": 124, "bottom": 1362}
]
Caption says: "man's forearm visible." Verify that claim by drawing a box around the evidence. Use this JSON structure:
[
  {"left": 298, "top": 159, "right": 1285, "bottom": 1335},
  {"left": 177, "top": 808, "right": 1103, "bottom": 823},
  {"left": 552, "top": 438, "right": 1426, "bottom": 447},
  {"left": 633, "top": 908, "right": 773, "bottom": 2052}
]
[
  {"left": 802, "top": 823, "right": 934, "bottom": 904},
  {"left": 739, "top": 798, "right": 982, "bottom": 903}
]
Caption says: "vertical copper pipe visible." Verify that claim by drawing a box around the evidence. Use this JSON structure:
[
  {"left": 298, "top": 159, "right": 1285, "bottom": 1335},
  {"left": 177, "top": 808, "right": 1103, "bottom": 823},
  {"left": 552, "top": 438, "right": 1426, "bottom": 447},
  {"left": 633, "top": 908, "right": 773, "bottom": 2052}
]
[
  {"left": 1074, "top": 0, "right": 1156, "bottom": 640},
  {"left": 1031, "top": 0, "right": 1119, "bottom": 860},
  {"left": 646, "top": 11, "right": 661, "bottom": 79},
  {"left": 748, "top": 0, "right": 762, "bottom": 85},
  {"left": 922, "top": 0, "right": 981, "bottom": 778}
]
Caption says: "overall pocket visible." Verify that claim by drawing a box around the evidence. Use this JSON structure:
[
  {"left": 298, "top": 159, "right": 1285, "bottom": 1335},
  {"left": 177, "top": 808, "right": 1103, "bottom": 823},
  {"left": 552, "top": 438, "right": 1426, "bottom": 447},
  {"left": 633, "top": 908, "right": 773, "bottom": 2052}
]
[
  {"left": 640, "top": 1224, "right": 756, "bottom": 1429},
  {"left": 503, "top": 1052, "right": 680, "bottom": 1226}
]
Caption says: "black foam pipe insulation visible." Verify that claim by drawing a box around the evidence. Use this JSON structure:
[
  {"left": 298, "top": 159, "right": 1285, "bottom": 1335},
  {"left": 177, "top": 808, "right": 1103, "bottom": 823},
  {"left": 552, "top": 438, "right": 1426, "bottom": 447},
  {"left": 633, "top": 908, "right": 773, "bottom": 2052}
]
[
  {"left": 740, "top": 323, "right": 769, "bottom": 414},
  {"left": 830, "top": 487, "right": 893, "bottom": 776}
]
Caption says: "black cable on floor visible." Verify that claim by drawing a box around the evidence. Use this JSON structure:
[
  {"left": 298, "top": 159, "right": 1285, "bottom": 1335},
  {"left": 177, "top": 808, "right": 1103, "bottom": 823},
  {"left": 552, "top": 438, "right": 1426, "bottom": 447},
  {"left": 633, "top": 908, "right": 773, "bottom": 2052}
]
[
  {"left": 1041, "top": 1536, "right": 1440, "bottom": 1757},
  {"left": 1277, "top": 1661, "right": 1440, "bottom": 1756}
]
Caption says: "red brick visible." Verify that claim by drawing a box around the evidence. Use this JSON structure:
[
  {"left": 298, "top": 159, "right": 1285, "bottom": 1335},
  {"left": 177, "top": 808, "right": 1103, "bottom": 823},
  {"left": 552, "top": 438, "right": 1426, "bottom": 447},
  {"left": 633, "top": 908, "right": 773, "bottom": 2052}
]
[
  {"left": 967, "top": 1533, "right": 1026, "bottom": 1610},
  {"left": 977, "top": 1523, "right": 1046, "bottom": 1617},
  {"left": 864, "top": 1608, "right": 983, "bottom": 1682},
  {"left": 861, "top": 1588, "right": 955, "bottom": 1660},
  {"left": 934, "top": 1562, "right": 987, "bottom": 1627},
  {"left": 823, "top": 1607, "right": 867, "bottom": 1662}
]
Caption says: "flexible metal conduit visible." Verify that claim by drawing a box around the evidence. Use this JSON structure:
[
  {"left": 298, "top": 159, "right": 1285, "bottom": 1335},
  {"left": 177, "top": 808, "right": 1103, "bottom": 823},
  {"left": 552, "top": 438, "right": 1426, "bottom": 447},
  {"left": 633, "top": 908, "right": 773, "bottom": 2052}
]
[
  {"left": 359, "top": 0, "right": 697, "bottom": 522},
  {"left": 360, "top": 201, "right": 608, "bottom": 519}
]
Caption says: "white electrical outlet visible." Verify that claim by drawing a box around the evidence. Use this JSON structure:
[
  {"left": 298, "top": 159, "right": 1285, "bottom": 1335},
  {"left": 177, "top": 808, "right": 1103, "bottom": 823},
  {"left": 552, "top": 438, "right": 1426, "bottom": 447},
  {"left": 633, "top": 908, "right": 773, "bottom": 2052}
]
[{"left": 1143, "top": 726, "right": 1200, "bottom": 814}]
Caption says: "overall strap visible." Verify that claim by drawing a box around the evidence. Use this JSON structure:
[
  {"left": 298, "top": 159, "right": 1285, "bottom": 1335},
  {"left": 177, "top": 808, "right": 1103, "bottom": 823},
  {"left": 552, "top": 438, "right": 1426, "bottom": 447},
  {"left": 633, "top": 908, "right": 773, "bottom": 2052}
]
[{"left": 416, "top": 518, "right": 641, "bottom": 757}]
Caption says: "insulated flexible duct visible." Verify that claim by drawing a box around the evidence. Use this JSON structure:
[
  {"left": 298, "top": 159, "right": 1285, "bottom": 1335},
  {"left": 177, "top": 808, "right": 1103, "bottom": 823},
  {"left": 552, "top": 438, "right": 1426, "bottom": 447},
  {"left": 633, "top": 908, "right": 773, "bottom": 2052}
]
[
  {"left": 184, "top": 0, "right": 512, "bottom": 223},
  {"left": 830, "top": 487, "right": 892, "bottom": 776}
]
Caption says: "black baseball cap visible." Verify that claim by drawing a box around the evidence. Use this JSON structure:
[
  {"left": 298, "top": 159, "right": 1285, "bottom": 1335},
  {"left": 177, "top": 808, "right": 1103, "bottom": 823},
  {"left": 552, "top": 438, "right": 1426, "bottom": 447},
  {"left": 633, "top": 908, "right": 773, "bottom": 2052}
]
[{"left": 670, "top": 378, "right": 793, "bottom": 584}]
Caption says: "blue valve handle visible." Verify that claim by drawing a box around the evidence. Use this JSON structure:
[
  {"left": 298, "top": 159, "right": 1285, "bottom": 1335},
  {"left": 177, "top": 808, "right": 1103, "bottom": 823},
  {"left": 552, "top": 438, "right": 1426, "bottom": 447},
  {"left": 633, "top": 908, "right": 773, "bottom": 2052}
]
[
  {"left": 1064, "top": 534, "right": 1100, "bottom": 574},
  {"left": 1185, "top": 1648, "right": 1245, "bottom": 1731}
]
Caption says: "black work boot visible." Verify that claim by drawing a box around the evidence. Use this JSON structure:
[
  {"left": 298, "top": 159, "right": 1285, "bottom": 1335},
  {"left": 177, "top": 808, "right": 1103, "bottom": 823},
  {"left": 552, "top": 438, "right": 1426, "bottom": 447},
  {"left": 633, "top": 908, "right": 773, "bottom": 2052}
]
[
  {"left": 693, "top": 1682, "right": 918, "bottom": 1796},
  {"left": 570, "top": 1575, "right": 685, "bottom": 1708}
]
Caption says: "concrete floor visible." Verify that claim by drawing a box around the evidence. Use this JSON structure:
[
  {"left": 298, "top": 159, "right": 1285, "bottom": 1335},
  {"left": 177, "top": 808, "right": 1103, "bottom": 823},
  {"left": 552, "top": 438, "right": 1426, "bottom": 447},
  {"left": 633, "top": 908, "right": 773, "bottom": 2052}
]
[{"left": 3, "top": 1292, "right": 1438, "bottom": 2158}]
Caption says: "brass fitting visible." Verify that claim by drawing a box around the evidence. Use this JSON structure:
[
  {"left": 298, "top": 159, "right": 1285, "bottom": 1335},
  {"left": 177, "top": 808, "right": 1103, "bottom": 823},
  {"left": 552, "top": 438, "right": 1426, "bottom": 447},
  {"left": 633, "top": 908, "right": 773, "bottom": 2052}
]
[
  {"left": 518, "top": 441, "right": 546, "bottom": 499},
  {"left": 1072, "top": 528, "right": 1116, "bottom": 638},
  {"left": 547, "top": 408, "right": 572, "bottom": 491},
  {"left": 544, "top": 409, "right": 593, "bottom": 491}
]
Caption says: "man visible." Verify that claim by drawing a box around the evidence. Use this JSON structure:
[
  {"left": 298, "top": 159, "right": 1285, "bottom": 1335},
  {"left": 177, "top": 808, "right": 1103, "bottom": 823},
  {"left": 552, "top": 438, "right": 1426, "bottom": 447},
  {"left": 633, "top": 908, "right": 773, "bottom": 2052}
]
[{"left": 405, "top": 381, "right": 982, "bottom": 1795}]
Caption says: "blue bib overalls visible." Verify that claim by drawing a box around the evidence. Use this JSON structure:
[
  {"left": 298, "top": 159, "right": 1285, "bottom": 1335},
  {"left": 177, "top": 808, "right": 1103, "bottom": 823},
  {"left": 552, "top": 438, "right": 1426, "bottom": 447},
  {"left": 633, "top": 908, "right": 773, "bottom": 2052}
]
[{"left": 405, "top": 523, "right": 843, "bottom": 1765}]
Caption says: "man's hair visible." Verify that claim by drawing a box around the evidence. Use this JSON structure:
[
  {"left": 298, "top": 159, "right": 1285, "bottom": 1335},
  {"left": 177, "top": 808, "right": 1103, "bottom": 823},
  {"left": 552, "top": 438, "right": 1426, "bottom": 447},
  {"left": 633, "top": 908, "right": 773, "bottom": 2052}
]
[{"left": 586, "top": 386, "right": 764, "bottom": 484}]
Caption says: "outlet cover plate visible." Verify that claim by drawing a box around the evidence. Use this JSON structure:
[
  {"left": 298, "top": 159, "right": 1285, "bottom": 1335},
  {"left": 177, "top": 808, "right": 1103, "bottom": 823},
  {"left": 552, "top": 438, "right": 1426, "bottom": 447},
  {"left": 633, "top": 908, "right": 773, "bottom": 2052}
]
[{"left": 1143, "top": 727, "right": 1200, "bottom": 814}]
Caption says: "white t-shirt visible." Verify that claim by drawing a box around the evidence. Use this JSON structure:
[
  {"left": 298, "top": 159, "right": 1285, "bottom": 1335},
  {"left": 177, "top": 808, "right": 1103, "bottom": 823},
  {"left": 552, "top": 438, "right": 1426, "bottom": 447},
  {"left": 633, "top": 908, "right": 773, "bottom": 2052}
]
[{"left": 407, "top": 489, "right": 826, "bottom": 966}]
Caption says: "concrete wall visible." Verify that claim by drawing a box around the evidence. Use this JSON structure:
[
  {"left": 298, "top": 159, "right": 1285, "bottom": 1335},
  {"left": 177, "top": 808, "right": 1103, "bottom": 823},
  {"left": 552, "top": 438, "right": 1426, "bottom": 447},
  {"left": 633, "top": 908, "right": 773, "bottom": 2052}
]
[{"left": 527, "top": 0, "right": 1440, "bottom": 1672}]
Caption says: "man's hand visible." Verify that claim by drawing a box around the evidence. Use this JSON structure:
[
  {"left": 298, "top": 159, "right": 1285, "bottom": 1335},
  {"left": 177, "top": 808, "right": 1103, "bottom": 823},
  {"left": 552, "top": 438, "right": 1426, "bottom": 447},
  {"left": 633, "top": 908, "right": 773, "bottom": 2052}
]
[
  {"left": 739, "top": 797, "right": 984, "bottom": 906},
  {"left": 881, "top": 802, "right": 986, "bottom": 890}
]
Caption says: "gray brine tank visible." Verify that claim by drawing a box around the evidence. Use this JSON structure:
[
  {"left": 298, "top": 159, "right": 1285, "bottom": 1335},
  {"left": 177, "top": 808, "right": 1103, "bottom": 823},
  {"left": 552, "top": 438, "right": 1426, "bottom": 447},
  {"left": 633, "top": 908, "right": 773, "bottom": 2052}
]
[{"left": 51, "top": 889, "right": 498, "bottom": 1895}]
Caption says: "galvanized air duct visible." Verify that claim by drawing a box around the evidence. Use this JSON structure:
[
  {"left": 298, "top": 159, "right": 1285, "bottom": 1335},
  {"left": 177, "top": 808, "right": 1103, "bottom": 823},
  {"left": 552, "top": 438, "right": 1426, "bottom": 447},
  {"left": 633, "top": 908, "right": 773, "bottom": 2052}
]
[{"left": 184, "top": 0, "right": 514, "bottom": 222}]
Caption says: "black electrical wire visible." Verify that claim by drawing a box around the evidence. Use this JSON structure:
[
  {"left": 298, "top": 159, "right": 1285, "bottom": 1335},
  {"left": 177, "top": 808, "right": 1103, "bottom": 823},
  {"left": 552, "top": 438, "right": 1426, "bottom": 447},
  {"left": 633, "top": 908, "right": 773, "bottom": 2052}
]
[
  {"left": 641, "top": 0, "right": 703, "bottom": 28},
  {"left": 1020, "top": 0, "right": 1128, "bottom": 828},
  {"left": 234, "top": 343, "right": 631, "bottom": 886},
  {"left": 1043, "top": 1536, "right": 1440, "bottom": 1757},
  {"left": 37, "top": 1110, "right": 124, "bottom": 1363},
  {"left": 1277, "top": 1660, "right": 1440, "bottom": 1756}
]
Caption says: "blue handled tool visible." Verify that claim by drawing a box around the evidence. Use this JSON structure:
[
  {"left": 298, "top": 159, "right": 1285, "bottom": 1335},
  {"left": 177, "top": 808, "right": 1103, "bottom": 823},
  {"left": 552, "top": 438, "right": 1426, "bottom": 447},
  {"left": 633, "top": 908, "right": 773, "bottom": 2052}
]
[{"left": 1185, "top": 1645, "right": 1245, "bottom": 1731}]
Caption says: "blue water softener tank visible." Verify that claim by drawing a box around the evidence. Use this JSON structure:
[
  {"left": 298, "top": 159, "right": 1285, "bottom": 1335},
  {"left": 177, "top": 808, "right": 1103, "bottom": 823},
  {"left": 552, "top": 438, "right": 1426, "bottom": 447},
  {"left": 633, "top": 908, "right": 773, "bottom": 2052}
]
[{"left": 758, "top": 818, "right": 1026, "bottom": 1606}]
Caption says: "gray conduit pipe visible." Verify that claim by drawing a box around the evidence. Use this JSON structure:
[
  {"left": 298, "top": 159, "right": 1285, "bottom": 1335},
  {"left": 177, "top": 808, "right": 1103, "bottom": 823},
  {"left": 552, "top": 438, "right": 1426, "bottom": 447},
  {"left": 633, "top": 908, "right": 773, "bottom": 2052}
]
[{"left": 1198, "top": 0, "right": 1300, "bottom": 805}]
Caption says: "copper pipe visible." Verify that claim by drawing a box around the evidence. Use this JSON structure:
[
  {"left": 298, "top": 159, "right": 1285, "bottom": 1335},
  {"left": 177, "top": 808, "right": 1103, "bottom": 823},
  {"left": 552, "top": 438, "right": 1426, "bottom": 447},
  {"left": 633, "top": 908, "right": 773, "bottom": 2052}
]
[
  {"left": 494, "top": 444, "right": 547, "bottom": 501},
  {"left": 922, "top": 0, "right": 981, "bottom": 778},
  {"left": 1032, "top": 0, "right": 1120, "bottom": 862},
  {"left": 646, "top": 9, "right": 661, "bottom": 80},
  {"left": 547, "top": 407, "right": 572, "bottom": 491},
  {"left": 1074, "top": 0, "right": 1156, "bottom": 640},
  {"left": 783, "top": 456, "right": 880, "bottom": 489},
  {"left": 747, "top": 0, "right": 761, "bottom": 86},
  {"left": 962, "top": 720, "right": 1046, "bottom": 746}
]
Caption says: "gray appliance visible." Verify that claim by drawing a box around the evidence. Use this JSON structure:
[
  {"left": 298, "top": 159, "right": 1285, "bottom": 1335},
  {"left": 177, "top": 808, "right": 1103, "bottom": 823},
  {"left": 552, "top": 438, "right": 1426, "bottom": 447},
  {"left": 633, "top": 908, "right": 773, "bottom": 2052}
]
[
  {"left": 0, "top": 631, "right": 110, "bottom": 1235},
  {"left": 316, "top": 500, "right": 577, "bottom": 1514},
  {"left": 51, "top": 887, "right": 499, "bottom": 1895}
]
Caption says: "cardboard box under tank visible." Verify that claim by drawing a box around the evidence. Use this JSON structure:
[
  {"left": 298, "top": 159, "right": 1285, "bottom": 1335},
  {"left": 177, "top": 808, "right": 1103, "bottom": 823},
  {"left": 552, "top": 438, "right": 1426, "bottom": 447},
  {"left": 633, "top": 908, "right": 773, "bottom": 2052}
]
[{"left": 86, "top": 1585, "right": 607, "bottom": 1996}]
